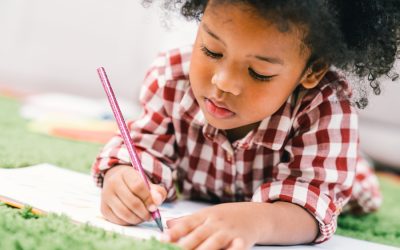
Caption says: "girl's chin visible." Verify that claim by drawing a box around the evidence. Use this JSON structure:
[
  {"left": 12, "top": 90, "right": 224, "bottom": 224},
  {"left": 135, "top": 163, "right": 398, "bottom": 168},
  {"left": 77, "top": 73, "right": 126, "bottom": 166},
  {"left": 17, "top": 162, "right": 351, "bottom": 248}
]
[{"left": 204, "top": 115, "right": 244, "bottom": 130}]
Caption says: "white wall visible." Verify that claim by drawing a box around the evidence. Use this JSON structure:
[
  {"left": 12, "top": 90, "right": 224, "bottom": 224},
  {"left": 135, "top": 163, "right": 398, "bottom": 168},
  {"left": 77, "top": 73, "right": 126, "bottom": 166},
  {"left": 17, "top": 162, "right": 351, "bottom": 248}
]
[
  {"left": 0, "top": 0, "right": 197, "bottom": 101},
  {"left": 0, "top": 0, "right": 399, "bottom": 167}
]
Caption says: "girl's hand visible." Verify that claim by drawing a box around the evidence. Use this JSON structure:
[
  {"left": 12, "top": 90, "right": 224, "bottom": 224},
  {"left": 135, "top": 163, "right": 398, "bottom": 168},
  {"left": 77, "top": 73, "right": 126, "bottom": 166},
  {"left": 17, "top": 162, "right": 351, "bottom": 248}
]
[
  {"left": 163, "top": 202, "right": 266, "bottom": 250},
  {"left": 100, "top": 165, "right": 167, "bottom": 225}
]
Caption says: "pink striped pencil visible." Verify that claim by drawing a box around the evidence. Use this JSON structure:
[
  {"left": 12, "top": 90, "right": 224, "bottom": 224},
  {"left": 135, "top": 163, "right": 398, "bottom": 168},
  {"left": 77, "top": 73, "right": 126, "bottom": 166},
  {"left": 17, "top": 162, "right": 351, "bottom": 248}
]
[{"left": 97, "top": 67, "right": 164, "bottom": 232}]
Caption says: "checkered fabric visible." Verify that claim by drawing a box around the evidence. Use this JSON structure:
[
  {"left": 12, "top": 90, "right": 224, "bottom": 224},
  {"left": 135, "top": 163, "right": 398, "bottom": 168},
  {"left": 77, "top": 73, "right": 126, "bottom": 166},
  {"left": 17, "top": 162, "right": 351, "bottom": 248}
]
[{"left": 92, "top": 46, "right": 381, "bottom": 243}]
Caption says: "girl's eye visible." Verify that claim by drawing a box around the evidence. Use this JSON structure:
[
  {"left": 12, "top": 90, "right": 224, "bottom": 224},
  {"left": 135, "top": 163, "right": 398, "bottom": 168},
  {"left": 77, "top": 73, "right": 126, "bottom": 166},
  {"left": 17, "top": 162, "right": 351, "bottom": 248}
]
[
  {"left": 248, "top": 68, "right": 274, "bottom": 82},
  {"left": 200, "top": 45, "right": 274, "bottom": 82},
  {"left": 201, "top": 45, "right": 222, "bottom": 59}
]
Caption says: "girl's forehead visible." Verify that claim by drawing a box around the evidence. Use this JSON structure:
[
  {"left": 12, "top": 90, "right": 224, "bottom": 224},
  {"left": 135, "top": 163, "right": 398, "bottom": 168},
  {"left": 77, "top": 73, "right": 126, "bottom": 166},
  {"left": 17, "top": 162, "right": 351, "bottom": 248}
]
[
  {"left": 207, "top": 1, "right": 307, "bottom": 36},
  {"left": 202, "top": 2, "right": 309, "bottom": 59}
]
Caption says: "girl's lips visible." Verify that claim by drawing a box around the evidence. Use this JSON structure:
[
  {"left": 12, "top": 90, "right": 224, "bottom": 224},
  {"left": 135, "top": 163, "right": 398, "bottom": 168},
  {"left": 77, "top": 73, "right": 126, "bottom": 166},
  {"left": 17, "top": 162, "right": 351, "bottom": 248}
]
[{"left": 204, "top": 98, "right": 235, "bottom": 119}]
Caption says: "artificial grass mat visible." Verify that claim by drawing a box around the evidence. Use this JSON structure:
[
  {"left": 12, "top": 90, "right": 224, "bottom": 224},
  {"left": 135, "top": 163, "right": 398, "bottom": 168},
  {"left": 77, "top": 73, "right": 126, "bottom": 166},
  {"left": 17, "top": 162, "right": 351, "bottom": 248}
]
[
  {"left": 0, "top": 204, "right": 177, "bottom": 250},
  {"left": 0, "top": 95, "right": 399, "bottom": 248}
]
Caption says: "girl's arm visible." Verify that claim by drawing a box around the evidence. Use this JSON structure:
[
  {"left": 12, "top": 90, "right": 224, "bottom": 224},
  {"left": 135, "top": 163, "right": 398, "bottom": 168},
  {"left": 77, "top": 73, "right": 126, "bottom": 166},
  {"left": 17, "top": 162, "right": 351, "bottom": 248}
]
[
  {"left": 255, "top": 201, "right": 318, "bottom": 245},
  {"left": 164, "top": 201, "right": 318, "bottom": 249},
  {"left": 251, "top": 80, "right": 358, "bottom": 243}
]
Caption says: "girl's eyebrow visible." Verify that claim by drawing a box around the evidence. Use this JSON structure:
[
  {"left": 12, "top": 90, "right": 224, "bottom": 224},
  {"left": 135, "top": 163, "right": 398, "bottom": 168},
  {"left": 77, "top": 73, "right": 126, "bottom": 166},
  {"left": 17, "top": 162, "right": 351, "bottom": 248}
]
[
  {"left": 250, "top": 55, "right": 284, "bottom": 65},
  {"left": 202, "top": 23, "right": 226, "bottom": 46},
  {"left": 202, "top": 23, "right": 284, "bottom": 65}
]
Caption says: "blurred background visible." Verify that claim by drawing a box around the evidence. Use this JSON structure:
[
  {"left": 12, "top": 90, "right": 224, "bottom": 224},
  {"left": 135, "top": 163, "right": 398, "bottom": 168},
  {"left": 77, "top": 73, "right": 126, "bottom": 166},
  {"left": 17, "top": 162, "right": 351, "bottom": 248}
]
[
  {"left": 0, "top": 0, "right": 197, "bottom": 98},
  {"left": 0, "top": 0, "right": 399, "bottom": 171}
]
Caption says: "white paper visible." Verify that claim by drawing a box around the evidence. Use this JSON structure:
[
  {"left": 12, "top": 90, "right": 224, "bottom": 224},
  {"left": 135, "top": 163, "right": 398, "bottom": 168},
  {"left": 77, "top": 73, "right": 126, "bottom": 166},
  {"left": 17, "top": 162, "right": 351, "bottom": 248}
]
[{"left": 0, "top": 164, "right": 397, "bottom": 250}]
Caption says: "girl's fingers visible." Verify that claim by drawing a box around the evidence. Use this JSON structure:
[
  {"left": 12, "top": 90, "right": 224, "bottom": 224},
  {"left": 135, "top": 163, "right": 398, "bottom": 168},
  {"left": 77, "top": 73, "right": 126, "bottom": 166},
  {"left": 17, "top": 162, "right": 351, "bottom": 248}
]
[
  {"left": 122, "top": 171, "right": 149, "bottom": 201},
  {"left": 150, "top": 189, "right": 162, "bottom": 206},
  {"left": 176, "top": 223, "right": 211, "bottom": 250},
  {"left": 107, "top": 195, "right": 143, "bottom": 225},
  {"left": 226, "top": 237, "right": 246, "bottom": 250},
  {"left": 196, "top": 231, "right": 232, "bottom": 250},
  {"left": 100, "top": 202, "right": 129, "bottom": 226},
  {"left": 165, "top": 216, "right": 198, "bottom": 242},
  {"left": 122, "top": 171, "right": 157, "bottom": 211},
  {"left": 114, "top": 183, "right": 151, "bottom": 221},
  {"left": 121, "top": 168, "right": 168, "bottom": 211},
  {"left": 150, "top": 184, "right": 167, "bottom": 205}
]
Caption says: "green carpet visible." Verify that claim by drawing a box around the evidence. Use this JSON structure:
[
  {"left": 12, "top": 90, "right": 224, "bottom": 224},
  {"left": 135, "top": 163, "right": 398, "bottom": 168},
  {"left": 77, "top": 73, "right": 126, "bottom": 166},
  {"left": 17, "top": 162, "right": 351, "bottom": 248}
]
[{"left": 0, "top": 96, "right": 399, "bottom": 248}]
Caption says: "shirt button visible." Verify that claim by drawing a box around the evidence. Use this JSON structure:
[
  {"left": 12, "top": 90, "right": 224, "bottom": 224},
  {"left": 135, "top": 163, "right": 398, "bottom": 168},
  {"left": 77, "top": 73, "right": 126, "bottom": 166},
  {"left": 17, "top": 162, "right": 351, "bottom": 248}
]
[{"left": 226, "top": 154, "right": 233, "bottom": 163}]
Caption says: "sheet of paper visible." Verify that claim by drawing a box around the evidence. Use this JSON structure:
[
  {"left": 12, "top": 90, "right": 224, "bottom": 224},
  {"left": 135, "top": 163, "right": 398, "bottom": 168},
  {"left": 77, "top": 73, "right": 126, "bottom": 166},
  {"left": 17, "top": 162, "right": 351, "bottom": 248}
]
[
  {"left": 0, "top": 164, "right": 202, "bottom": 239},
  {"left": 0, "top": 164, "right": 397, "bottom": 250}
]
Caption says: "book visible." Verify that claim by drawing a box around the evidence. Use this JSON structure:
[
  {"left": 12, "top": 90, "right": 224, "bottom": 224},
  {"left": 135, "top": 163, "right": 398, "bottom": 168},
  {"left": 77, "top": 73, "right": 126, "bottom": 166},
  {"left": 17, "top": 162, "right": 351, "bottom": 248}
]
[{"left": 0, "top": 164, "right": 396, "bottom": 250}]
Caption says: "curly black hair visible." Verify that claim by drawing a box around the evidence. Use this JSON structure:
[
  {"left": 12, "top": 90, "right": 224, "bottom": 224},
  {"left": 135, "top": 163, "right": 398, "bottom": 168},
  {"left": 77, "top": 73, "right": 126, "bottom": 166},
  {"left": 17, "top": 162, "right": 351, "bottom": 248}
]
[{"left": 144, "top": 0, "right": 400, "bottom": 108}]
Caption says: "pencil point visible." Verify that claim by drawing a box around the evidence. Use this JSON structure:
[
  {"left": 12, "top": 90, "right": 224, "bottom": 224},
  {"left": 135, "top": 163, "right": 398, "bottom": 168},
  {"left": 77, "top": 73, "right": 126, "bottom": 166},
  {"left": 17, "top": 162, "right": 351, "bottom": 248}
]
[{"left": 155, "top": 217, "right": 164, "bottom": 232}]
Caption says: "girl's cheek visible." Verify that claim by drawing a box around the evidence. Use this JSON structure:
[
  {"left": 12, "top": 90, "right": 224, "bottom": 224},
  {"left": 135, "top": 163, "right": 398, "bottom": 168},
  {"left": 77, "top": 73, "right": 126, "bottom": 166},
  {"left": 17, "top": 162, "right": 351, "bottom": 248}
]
[{"left": 192, "top": 64, "right": 213, "bottom": 84}]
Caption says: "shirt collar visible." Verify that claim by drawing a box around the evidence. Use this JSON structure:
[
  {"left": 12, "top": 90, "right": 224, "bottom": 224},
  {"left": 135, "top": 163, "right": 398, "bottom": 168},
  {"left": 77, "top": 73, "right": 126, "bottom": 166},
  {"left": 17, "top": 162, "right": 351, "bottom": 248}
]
[
  {"left": 178, "top": 83, "right": 207, "bottom": 127},
  {"left": 251, "top": 98, "right": 294, "bottom": 150}
]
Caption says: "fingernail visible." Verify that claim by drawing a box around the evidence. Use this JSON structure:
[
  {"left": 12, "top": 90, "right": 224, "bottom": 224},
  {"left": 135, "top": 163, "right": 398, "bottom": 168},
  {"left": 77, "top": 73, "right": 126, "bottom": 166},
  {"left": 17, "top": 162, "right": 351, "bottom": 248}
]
[
  {"left": 151, "top": 189, "right": 162, "bottom": 205},
  {"left": 160, "top": 232, "right": 170, "bottom": 242},
  {"left": 147, "top": 204, "right": 157, "bottom": 212}
]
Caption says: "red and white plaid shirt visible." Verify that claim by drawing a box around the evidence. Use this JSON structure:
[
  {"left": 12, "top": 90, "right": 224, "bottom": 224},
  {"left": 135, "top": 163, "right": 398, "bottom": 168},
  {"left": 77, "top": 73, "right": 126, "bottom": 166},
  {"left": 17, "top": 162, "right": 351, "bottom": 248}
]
[{"left": 92, "top": 46, "right": 381, "bottom": 243}]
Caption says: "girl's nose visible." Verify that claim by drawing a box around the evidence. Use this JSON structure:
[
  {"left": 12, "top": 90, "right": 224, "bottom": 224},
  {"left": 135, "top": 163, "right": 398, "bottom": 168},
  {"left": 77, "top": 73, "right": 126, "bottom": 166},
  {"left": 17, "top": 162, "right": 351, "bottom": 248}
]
[{"left": 211, "top": 68, "right": 242, "bottom": 96}]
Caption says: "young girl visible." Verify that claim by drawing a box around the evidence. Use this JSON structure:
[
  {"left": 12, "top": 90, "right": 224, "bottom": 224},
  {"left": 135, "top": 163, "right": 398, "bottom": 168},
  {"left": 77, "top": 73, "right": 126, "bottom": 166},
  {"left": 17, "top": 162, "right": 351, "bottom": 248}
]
[{"left": 92, "top": 0, "right": 399, "bottom": 249}]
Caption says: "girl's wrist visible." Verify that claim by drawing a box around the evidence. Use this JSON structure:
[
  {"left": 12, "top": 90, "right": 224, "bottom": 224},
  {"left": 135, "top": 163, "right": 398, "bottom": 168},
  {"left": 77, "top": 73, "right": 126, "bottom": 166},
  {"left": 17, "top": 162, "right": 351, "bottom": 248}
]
[
  {"left": 248, "top": 202, "right": 275, "bottom": 244},
  {"left": 254, "top": 201, "right": 319, "bottom": 245}
]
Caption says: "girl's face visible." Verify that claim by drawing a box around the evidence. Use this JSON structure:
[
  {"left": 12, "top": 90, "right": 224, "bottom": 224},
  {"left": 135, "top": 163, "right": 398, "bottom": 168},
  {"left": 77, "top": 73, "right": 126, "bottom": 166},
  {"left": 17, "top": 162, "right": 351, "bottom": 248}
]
[{"left": 189, "top": 2, "right": 314, "bottom": 132}]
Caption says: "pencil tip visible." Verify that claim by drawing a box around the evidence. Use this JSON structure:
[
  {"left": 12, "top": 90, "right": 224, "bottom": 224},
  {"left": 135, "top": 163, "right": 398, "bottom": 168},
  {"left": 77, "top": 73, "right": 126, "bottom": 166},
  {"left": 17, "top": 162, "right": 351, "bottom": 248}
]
[{"left": 155, "top": 218, "right": 164, "bottom": 232}]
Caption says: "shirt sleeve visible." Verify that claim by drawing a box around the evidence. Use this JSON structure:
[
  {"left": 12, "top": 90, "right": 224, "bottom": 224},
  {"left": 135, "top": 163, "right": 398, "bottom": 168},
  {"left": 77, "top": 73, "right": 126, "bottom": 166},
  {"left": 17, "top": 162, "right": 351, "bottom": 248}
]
[
  {"left": 251, "top": 87, "right": 358, "bottom": 243},
  {"left": 91, "top": 53, "right": 178, "bottom": 200}
]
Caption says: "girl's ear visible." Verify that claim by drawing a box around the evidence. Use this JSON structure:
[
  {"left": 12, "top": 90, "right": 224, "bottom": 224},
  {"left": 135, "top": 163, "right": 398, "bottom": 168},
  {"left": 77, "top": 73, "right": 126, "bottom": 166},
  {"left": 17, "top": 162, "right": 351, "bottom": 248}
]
[{"left": 299, "top": 61, "right": 329, "bottom": 89}]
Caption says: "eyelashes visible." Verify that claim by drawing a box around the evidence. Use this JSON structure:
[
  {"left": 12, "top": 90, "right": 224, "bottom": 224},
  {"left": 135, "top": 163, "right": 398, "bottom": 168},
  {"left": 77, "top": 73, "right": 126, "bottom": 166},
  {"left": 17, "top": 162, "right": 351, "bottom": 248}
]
[
  {"left": 200, "top": 45, "right": 274, "bottom": 82},
  {"left": 200, "top": 45, "right": 222, "bottom": 59},
  {"left": 248, "top": 68, "right": 273, "bottom": 81}
]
